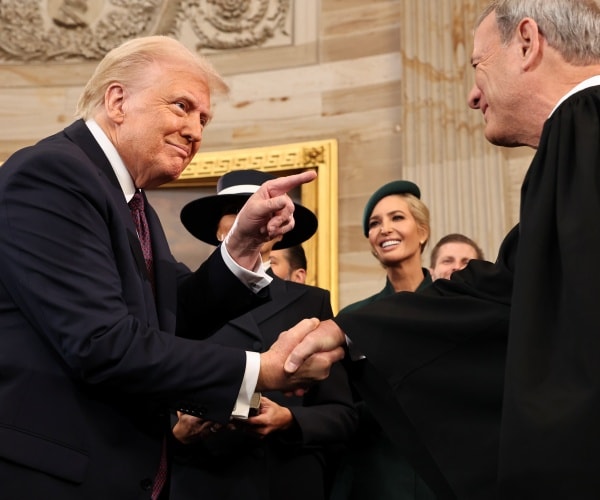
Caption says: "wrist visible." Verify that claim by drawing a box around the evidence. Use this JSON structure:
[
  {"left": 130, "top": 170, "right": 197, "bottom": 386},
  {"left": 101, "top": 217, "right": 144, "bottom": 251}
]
[
  {"left": 280, "top": 407, "right": 294, "bottom": 430},
  {"left": 256, "top": 352, "right": 270, "bottom": 392},
  {"left": 224, "top": 231, "right": 262, "bottom": 270}
]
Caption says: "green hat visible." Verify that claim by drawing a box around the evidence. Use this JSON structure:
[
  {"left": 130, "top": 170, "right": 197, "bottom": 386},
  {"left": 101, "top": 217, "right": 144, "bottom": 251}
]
[{"left": 362, "top": 180, "right": 421, "bottom": 236}]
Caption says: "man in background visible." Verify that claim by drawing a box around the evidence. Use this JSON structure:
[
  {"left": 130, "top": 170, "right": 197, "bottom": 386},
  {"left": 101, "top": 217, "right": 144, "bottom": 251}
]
[
  {"left": 429, "top": 233, "right": 484, "bottom": 281},
  {"left": 270, "top": 245, "right": 309, "bottom": 284}
]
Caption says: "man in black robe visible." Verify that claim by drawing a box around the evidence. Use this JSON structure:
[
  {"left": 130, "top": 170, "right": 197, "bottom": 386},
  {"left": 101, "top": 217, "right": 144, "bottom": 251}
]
[{"left": 284, "top": 1, "right": 600, "bottom": 499}]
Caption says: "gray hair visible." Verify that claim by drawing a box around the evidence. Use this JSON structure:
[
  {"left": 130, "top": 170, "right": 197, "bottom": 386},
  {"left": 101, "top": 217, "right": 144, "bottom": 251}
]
[
  {"left": 478, "top": 0, "right": 600, "bottom": 65},
  {"left": 76, "top": 36, "right": 229, "bottom": 119}
]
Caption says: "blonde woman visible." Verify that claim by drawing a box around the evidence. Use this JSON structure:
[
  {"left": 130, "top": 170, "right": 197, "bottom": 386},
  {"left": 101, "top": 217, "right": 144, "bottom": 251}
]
[
  {"left": 331, "top": 180, "right": 436, "bottom": 500},
  {"left": 341, "top": 180, "right": 432, "bottom": 314}
]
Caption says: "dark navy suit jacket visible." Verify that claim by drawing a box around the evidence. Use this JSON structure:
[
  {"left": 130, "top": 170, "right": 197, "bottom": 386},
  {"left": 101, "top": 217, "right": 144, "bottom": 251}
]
[{"left": 0, "top": 120, "right": 266, "bottom": 499}]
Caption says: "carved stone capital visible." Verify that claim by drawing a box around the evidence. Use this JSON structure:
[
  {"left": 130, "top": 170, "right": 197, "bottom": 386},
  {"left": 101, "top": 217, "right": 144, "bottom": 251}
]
[{"left": 0, "top": 0, "right": 291, "bottom": 63}]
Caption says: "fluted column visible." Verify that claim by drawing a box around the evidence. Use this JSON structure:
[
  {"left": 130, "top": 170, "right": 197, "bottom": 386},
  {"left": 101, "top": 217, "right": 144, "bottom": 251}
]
[{"left": 399, "top": 0, "right": 531, "bottom": 261}]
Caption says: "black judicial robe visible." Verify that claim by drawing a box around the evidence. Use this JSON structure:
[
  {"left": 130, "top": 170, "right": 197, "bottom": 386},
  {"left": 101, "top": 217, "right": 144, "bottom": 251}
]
[
  {"left": 499, "top": 86, "right": 600, "bottom": 498},
  {"left": 336, "top": 84, "right": 600, "bottom": 500},
  {"left": 336, "top": 236, "right": 514, "bottom": 500},
  {"left": 331, "top": 271, "right": 436, "bottom": 500}
]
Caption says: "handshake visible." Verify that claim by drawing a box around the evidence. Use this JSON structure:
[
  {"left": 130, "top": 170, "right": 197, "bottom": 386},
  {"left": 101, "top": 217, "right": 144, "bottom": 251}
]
[
  {"left": 173, "top": 318, "right": 348, "bottom": 445},
  {"left": 257, "top": 318, "right": 347, "bottom": 395},
  {"left": 222, "top": 170, "right": 348, "bottom": 393}
]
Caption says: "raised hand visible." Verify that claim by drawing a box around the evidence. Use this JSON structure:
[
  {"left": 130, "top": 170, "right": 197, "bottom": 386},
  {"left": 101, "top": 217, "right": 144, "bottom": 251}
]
[{"left": 224, "top": 170, "right": 317, "bottom": 269}]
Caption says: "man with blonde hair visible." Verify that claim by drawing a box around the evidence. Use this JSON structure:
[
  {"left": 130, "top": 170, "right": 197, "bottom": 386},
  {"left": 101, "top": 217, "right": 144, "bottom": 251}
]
[{"left": 0, "top": 36, "right": 339, "bottom": 499}]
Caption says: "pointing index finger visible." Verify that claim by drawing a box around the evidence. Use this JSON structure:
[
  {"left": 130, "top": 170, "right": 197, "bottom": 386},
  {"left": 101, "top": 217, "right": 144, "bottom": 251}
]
[{"left": 265, "top": 170, "right": 317, "bottom": 198}]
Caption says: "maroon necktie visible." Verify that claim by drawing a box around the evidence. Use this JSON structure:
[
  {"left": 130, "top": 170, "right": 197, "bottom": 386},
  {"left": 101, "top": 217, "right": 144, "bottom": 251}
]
[
  {"left": 151, "top": 436, "right": 168, "bottom": 500},
  {"left": 128, "top": 192, "right": 166, "bottom": 497},
  {"left": 128, "top": 191, "right": 155, "bottom": 293}
]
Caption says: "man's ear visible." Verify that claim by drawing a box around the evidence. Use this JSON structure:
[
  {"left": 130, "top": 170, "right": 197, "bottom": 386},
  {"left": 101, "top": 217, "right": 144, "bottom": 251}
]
[
  {"left": 104, "top": 83, "right": 126, "bottom": 123},
  {"left": 291, "top": 268, "right": 307, "bottom": 284},
  {"left": 517, "top": 17, "right": 542, "bottom": 70}
]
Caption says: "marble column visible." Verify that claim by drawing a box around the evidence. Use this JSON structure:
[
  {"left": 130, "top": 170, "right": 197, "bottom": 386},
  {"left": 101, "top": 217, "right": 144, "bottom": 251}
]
[{"left": 399, "top": 0, "right": 532, "bottom": 262}]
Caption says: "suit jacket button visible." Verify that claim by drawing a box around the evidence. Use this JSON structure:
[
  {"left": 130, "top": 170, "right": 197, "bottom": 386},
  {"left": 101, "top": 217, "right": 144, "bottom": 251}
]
[{"left": 140, "top": 478, "right": 153, "bottom": 491}]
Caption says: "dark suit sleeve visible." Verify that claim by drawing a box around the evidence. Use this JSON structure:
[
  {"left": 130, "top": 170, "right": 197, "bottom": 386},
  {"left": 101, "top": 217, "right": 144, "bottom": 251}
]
[{"left": 334, "top": 230, "right": 516, "bottom": 500}]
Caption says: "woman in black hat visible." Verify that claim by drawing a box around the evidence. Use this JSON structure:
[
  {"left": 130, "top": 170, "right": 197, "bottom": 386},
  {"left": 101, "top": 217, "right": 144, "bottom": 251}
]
[
  {"left": 172, "top": 169, "right": 357, "bottom": 500},
  {"left": 179, "top": 169, "right": 318, "bottom": 253}
]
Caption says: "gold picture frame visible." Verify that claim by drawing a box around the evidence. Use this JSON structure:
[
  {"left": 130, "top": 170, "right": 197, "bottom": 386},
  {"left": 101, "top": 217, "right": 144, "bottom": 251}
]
[{"left": 156, "top": 138, "right": 339, "bottom": 311}]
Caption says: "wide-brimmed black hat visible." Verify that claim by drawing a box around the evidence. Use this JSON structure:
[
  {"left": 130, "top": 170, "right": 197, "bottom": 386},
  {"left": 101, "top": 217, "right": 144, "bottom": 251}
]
[{"left": 180, "top": 169, "right": 318, "bottom": 249}]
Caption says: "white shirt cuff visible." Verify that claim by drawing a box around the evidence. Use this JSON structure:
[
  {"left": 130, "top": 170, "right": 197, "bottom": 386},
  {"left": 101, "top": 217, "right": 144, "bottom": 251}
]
[
  {"left": 220, "top": 244, "right": 272, "bottom": 293},
  {"left": 231, "top": 351, "right": 261, "bottom": 419}
]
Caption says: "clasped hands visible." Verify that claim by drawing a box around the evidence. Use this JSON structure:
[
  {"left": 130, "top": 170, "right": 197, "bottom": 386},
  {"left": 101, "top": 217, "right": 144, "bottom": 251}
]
[
  {"left": 258, "top": 318, "right": 346, "bottom": 395},
  {"left": 216, "top": 169, "right": 347, "bottom": 390},
  {"left": 174, "top": 318, "right": 347, "bottom": 444},
  {"left": 177, "top": 169, "right": 348, "bottom": 436}
]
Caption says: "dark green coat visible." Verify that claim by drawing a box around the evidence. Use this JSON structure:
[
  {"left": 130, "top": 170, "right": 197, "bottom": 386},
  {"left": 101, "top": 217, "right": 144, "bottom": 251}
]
[{"left": 339, "top": 269, "right": 432, "bottom": 314}]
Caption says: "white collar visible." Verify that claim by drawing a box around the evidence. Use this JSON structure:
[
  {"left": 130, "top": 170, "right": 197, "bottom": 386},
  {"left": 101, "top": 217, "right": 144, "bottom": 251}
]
[
  {"left": 549, "top": 75, "right": 600, "bottom": 117},
  {"left": 85, "top": 119, "right": 137, "bottom": 202}
]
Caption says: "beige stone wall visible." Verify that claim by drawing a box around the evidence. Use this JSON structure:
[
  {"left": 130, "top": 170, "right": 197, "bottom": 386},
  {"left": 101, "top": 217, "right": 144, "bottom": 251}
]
[{"left": 0, "top": 0, "right": 532, "bottom": 311}]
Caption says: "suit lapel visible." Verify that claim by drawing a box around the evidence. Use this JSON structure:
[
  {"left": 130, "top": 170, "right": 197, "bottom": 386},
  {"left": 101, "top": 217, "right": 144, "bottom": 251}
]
[
  {"left": 227, "top": 312, "right": 262, "bottom": 343},
  {"left": 63, "top": 120, "right": 158, "bottom": 318},
  {"left": 228, "top": 275, "right": 308, "bottom": 341},
  {"left": 63, "top": 120, "right": 121, "bottom": 190},
  {"left": 64, "top": 122, "right": 147, "bottom": 273}
]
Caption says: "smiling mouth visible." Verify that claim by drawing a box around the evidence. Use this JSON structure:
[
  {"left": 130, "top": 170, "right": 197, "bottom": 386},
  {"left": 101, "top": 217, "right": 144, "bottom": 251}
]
[
  {"left": 168, "top": 142, "right": 190, "bottom": 158},
  {"left": 381, "top": 240, "right": 401, "bottom": 248}
]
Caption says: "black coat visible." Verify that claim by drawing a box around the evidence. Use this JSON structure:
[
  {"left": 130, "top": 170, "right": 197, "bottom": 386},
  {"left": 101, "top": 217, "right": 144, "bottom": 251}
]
[
  {"left": 337, "top": 85, "right": 600, "bottom": 500},
  {"left": 337, "top": 231, "right": 514, "bottom": 500},
  {"left": 172, "top": 274, "right": 358, "bottom": 500}
]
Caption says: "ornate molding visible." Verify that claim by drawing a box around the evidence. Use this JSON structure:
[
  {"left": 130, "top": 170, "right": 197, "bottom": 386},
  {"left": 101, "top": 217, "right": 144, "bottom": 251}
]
[
  {"left": 178, "top": 0, "right": 291, "bottom": 51},
  {"left": 171, "top": 142, "right": 329, "bottom": 186},
  {"left": 0, "top": 0, "right": 291, "bottom": 63}
]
